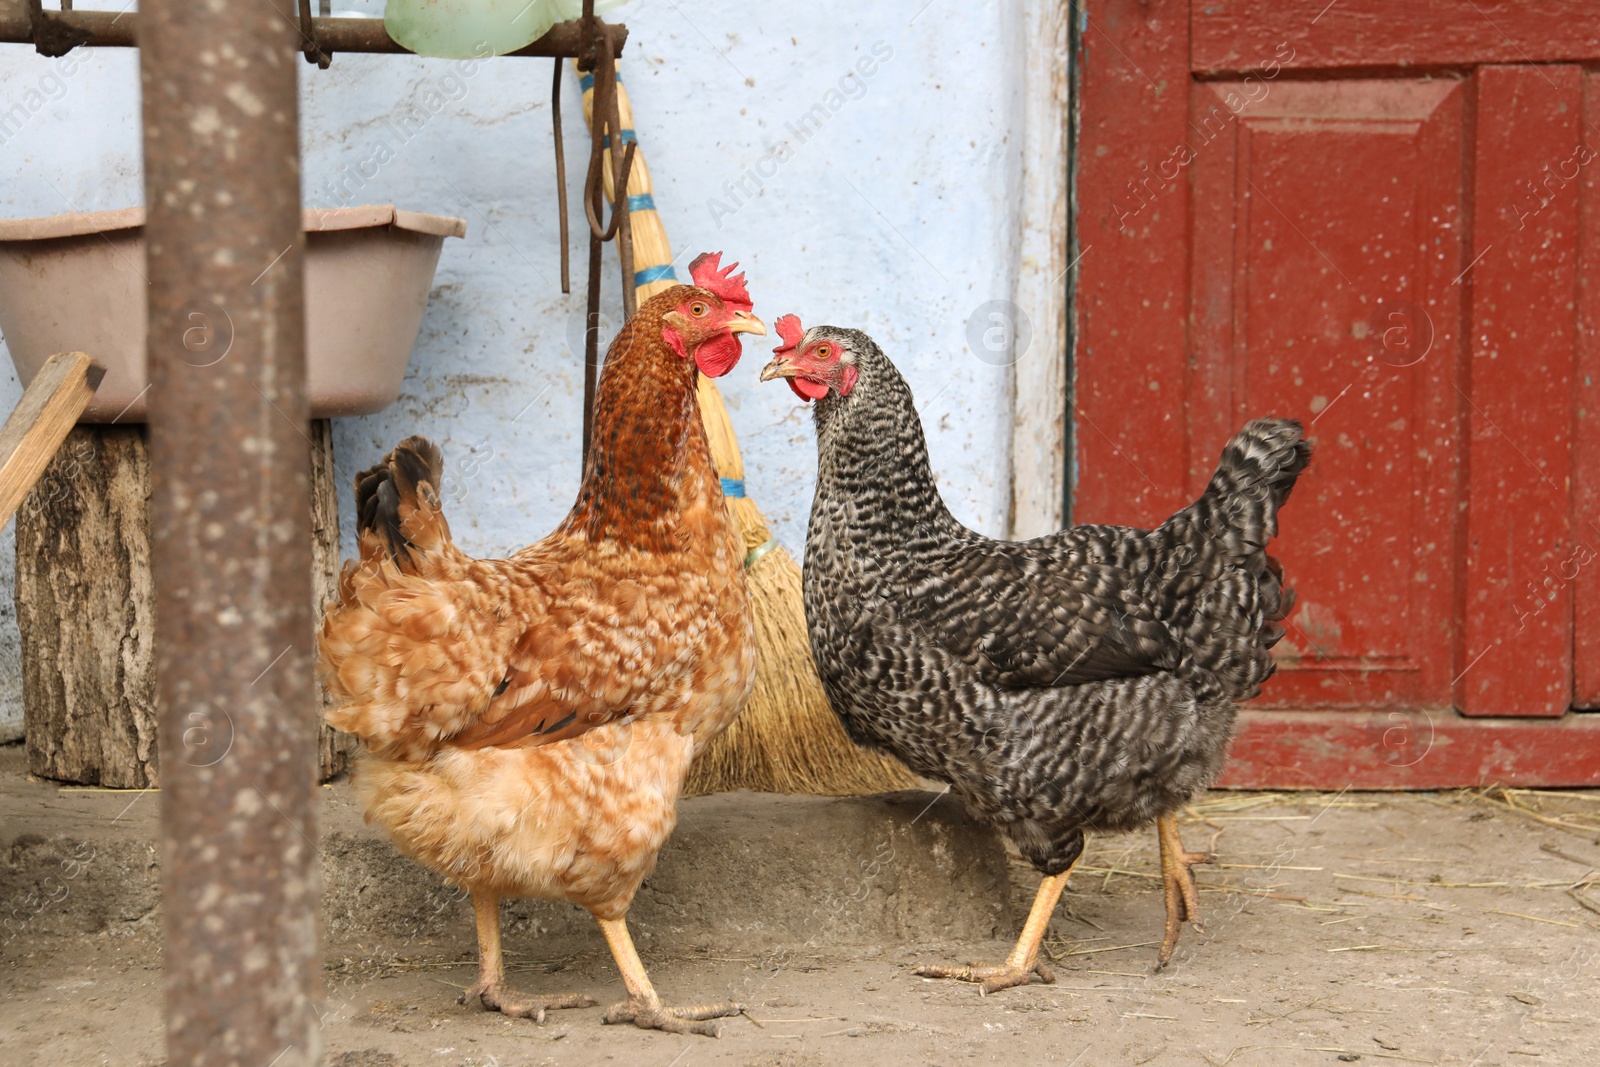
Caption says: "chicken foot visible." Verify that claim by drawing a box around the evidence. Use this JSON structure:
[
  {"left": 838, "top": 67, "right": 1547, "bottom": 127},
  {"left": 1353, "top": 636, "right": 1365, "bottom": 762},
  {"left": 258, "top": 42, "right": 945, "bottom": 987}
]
[
  {"left": 595, "top": 915, "right": 746, "bottom": 1037},
  {"left": 1157, "top": 813, "right": 1214, "bottom": 966},
  {"left": 915, "top": 865, "right": 1074, "bottom": 995},
  {"left": 460, "top": 891, "right": 598, "bottom": 1021}
]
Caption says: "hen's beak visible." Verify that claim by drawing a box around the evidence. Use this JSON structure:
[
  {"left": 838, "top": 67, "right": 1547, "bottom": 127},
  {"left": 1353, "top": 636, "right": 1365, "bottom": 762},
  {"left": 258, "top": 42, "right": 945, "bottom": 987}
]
[
  {"left": 760, "top": 356, "right": 799, "bottom": 382},
  {"left": 727, "top": 311, "right": 767, "bottom": 336}
]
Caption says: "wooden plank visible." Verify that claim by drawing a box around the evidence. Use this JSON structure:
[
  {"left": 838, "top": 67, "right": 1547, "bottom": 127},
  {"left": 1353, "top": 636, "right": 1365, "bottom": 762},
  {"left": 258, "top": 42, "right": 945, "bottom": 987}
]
[
  {"left": 0, "top": 351, "right": 102, "bottom": 529},
  {"left": 1193, "top": 1, "right": 1600, "bottom": 73},
  {"left": 1006, "top": 0, "right": 1071, "bottom": 540},
  {"left": 309, "top": 418, "right": 353, "bottom": 779},
  {"left": 1574, "top": 71, "right": 1600, "bottom": 708},
  {"left": 1458, "top": 65, "right": 1581, "bottom": 717},
  {"left": 1072, "top": 0, "right": 1193, "bottom": 527},
  {"left": 1221, "top": 709, "right": 1600, "bottom": 789}
]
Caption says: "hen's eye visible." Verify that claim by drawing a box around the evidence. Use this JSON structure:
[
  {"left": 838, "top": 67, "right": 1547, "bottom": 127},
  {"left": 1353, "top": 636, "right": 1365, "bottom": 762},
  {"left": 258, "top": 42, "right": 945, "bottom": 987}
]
[
  {"left": 816, "top": 344, "right": 832, "bottom": 359},
  {"left": 690, "top": 302, "right": 708, "bottom": 317}
]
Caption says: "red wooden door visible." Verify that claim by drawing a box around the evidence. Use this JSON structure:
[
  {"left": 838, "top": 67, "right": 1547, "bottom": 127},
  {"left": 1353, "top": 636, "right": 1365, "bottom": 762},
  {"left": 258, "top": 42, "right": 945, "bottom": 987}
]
[{"left": 1075, "top": 0, "right": 1600, "bottom": 787}]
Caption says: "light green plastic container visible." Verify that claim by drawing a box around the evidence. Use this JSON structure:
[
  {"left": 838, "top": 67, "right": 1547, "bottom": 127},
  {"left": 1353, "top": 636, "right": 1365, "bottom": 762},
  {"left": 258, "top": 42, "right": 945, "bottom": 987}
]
[{"left": 384, "top": 0, "right": 628, "bottom": 59}]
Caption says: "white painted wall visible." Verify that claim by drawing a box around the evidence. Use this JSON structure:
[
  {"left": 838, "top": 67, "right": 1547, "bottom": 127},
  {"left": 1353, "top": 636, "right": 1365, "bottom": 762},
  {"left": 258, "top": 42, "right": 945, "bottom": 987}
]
[{"left": 0, "top": 0, "right": 1045, "bottom": 741}]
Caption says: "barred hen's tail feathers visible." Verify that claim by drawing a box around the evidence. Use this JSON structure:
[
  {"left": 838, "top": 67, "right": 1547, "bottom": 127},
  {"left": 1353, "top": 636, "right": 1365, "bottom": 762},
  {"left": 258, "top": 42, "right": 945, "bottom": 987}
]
[
  {"left": 353, "top": 436, "right": 453, "bottom": 573},
  {"left": 1178, "top": 419, "right": 1311, "bottom": 556},
  {"left": 1160, "top": 419, "right": 1312, "bottom": 701}
]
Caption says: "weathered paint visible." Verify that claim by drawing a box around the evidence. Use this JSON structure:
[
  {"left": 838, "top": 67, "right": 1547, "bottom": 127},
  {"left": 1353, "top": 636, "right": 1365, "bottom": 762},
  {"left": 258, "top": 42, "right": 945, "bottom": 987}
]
[
  {"left": 1192, "top": 0, "right": 1600, "bottom": 72},
  {"left": 1078, "top": 0, "right": 1600, "bottom": 785},
  {"left": 1005, "top": 0, "right": 1072, "bottom": 540},
  {"left": 1459, "top": 65, "right": 1579, "bottom": 717},
  {"left": 1071, "top": 0, "right": 1193, "bottom": 530},
  {"left": 1574, "top": 72, "right": 1600, "bottom": 709},
  {"left": 1186, "top": 76, "right": 1466, "bottom": 712},
  {"left": 1222, "top": 710, "right": 1600, "bottom": 789}
]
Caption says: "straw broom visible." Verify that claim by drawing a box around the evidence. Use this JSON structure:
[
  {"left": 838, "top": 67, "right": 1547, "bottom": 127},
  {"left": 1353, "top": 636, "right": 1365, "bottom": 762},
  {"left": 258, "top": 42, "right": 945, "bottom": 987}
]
[{"left": 575, "top": 62, "right": 917, "bottom": 795}]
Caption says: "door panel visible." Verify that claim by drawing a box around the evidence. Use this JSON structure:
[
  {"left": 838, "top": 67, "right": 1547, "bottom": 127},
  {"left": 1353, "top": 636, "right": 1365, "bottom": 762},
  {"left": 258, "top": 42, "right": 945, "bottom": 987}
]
[
  {"left": 1459, "top": 65, "right": 1580, "bottom": 717},
  {"left": 1187, "top": 79, "right": 1465, "bottom": 709},
  {"left": 1575, "top": 71, "right": 1600, "bottom": 709},
  {"left": 1073, "top": 0, "right": 1195, "bottom": 529}
]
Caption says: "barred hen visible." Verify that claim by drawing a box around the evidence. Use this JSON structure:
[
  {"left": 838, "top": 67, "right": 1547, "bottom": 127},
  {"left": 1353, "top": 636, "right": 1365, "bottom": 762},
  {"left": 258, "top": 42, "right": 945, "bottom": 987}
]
[
  {"left": 319, "top": 254, "right": 764, "bottom": 1035},
  {"left": 761, "top": 317, "right": 1310, "bottom": 990}
]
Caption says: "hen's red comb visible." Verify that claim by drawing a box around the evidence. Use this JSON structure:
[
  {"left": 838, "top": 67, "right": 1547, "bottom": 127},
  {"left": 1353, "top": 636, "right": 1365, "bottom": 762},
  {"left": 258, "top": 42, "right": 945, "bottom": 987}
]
[
  {"left": 688, "top": 252, "right": 752, "bottom": 312},
  {"left": 774, "top": 313, "right": 805, "bottom": 354}
]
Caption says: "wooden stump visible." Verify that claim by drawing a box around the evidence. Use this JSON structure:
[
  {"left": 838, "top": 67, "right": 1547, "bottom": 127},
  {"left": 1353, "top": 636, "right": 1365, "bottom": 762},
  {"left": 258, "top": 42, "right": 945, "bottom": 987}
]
[
  {"left": 17, "top": 421, "right": 350, "bottom": 787},
  {"left": 17, "top": 427, "right": 156, "bottom": 787},
  {"left": 308, "top": 419, "right": 353, "bottom": 780}
]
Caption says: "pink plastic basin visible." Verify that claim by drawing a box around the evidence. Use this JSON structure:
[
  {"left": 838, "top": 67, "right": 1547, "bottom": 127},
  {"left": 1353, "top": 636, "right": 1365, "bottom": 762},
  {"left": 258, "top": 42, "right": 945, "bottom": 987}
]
[{"left": 0, "top": 204, "right": 466, "bottom": 422}]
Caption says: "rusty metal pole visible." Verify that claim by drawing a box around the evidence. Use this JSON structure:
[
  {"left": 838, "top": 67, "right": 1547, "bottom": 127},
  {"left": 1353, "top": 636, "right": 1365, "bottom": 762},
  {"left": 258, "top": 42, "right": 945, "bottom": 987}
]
[
  {"left": 0, "top": 7, "right": 629, "bottom": 56},
  {"left": 141, "top": 2, "right": 319, "bottom": 1065}
]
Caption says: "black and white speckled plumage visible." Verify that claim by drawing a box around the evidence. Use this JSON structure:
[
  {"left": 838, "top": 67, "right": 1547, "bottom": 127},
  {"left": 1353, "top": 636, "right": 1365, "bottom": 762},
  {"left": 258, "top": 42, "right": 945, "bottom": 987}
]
[{"left": 796, "top": 328, "right": 1311, "bottom": 876}]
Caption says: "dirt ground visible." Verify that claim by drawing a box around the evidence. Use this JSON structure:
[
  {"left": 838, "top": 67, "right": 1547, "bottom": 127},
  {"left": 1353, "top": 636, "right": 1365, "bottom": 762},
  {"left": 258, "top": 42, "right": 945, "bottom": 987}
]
[{"left": 6, "top": 752, "right": 1600, "bottom": 1067}]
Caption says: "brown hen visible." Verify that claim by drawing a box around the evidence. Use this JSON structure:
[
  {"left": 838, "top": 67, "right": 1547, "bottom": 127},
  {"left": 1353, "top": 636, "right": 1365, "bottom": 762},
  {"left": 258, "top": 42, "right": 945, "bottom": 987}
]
[{"left": 319, "top": 254, "right": 764, "bottom": 1036}]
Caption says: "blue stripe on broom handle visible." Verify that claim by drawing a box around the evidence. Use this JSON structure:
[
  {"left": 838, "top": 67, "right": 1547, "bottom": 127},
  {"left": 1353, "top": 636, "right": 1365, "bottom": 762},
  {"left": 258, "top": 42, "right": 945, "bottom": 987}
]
[
  {"left": 578, "top": 72, "right": 627, "bottom": 93},
  {"left": 720, "top": 478, "right": 745, "bottom": 498},
  {"left": 635, "top": 264, "right": 677, "bottom": 286},
  {"left": 626, "top": 193, "right": 656, "bottom": 213}
]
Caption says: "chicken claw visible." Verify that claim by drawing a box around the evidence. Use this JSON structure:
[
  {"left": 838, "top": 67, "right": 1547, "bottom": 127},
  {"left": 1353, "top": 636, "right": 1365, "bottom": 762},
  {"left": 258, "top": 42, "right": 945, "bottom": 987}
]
[
  {"left": 602, "top": 998, "right": 746, "bottom": 1037},
  {"left": 915, "top": 959, "right": 1055, "bottom": 995},
  {"left": 913, "top": 867, "right": 1072, "bottom": 997},
  {"left": 1157, "top": 813, "right": 1214, "bottom": 966},
  {"left": 459, "top": 980, "right": 596, "bottom": 1023},
  {"left": 594, "top": 914, "right": 744, "bottom": 1037},
  {"left": 461, "top": 891, "right": 597, "bottom": 1023}
]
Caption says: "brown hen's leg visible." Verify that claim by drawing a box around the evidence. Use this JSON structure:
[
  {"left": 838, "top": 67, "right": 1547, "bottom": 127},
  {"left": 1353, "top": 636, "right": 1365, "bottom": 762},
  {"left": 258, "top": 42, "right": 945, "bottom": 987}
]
[
  {"left": 595, "top": 914, "right": 746, "bottom": 1037},
  {"left": 1157, "top": 813, "right": 1214, "bottom": 966},
  {"left": 459, "top": 891, "right": 597, "bottom": 1021},
  {"left": 915, "top": 865, "right": 1073, "bottom": 994}
]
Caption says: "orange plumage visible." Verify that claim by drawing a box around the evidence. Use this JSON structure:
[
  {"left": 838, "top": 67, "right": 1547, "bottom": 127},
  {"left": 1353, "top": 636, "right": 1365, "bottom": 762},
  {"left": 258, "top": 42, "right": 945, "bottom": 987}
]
[{"left": 319, "top": 257, "right": 765, "bottom": 1035}]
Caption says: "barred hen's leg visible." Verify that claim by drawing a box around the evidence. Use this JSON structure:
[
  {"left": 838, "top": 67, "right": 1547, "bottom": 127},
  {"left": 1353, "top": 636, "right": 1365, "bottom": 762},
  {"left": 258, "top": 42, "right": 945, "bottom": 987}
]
[
  {"left": 458, "top": 890, "right": 597, "bottom": 1021},
  {"left": 595, "top": 914, "right": 745, "bottom": 1037},
  {"left": 1157, "top": 814, "right": 1214, "bottom": 966},
  {"left": 915, "top": 866, "right": 1073, "bottom": 995}
]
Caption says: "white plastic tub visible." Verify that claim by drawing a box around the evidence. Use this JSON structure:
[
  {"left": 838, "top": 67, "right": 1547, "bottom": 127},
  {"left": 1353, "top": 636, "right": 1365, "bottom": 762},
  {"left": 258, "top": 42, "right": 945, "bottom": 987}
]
[{"left": 0, "top": 204, "right": 466, "bottom": 422}]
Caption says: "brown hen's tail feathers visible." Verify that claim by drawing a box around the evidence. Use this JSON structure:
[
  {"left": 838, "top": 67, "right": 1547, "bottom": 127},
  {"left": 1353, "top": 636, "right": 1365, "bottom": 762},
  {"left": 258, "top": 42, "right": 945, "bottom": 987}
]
[{"left": 353, "top": 435, "right": 452, "bottom": 573}]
